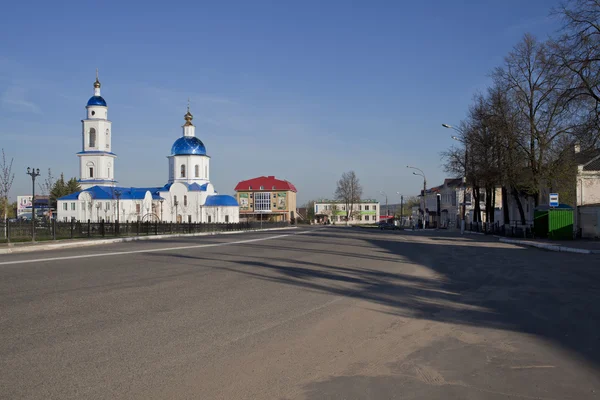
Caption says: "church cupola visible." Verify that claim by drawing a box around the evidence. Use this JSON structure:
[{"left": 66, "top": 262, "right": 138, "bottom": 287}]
[{"left": 167, "top": 101, "right": 210, "bottom": 184}]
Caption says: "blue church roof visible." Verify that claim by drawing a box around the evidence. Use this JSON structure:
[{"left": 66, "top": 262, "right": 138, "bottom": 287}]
[
  {"left": 87, "top": 96, "right": 107, "bottom": 107},
  {"left": 188, "top": 182, "right": 209, "bottom": 191},
  {"left": 58, "top": 186, "right": 164, "bottom": 201},
  {"left": 205, "top": 195, "right": 239, "bottom": 207},
  {"left": 171, "top": 136, "right": 206, "bottom": 156}
]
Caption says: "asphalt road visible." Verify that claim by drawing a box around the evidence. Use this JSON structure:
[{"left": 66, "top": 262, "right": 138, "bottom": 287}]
[{"left": 1, "top": 226, "right": 599, "bottom": 399}]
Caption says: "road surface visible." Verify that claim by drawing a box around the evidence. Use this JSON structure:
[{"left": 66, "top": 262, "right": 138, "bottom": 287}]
[{"left": 1, "top": 227, "right": 599, "bottom": 399}]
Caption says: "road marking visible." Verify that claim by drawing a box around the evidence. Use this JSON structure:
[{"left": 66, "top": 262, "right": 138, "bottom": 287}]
[
  {"left": 509, "top": 365, "right": 555, "bottom": 369},
  {"left": 0, "top": 229, "right": 319, "bottom": 266}
]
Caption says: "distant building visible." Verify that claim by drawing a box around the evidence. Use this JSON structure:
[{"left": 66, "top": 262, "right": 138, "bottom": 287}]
[
  {"left": 313, "top": 199, "right": 380, "bottom": 224},
  {"left": 17, "top": 195, "right": 50, "bottom": 219},
  {"left": 234, "top": 176, "right": 297, "bottom": 222}
]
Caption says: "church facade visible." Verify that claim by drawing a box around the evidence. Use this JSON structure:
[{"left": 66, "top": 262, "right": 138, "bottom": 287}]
[{"left": 57, "top": 75, "right": 239, "bottom": 223}]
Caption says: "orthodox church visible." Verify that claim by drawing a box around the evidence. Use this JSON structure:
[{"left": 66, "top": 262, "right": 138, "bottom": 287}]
[{"left": 57, "top": 74, "right": 239, "bottom": 223}]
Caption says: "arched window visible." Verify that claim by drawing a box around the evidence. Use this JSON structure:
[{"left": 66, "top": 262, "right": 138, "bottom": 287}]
[
  {"left": 195, "top": 165, "right": 199, "bottom": 177},
  {"left": 205, "top": 165, "right": 207, "bottom": 177},
  {"left": 89, "top": 128, "right": 96, "bottom": 147},
  {"left": 86, "top": 161, "right": 95, "bottom": 178},
  {"left": 184, "top": 195, "right": 188, "bottom": 206},
  {"left": 181, "top": 164, "right": 186, "bottom": 178}
]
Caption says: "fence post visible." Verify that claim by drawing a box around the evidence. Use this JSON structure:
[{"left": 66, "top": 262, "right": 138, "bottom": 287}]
[
  {"left": 87, "top": 219, "right": 91, "bottom": 238},
  {"left": 52, "top": 219, "right": 56, "bottom": 240},
  {"left": 70, "top": 219, "right": 74, "bottom": 239},
  {"left": 6, "top": 218, "right": 10, "bottom": 244}
]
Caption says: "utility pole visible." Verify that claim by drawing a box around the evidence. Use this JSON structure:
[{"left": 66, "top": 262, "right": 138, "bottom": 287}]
[{"left": 26, "top": 167, "right": 40, "bottom": 242}]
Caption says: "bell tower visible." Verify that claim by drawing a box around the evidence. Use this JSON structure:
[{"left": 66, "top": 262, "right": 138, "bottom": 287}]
[{"left": 78, "top": 70, "right": 117, "bottom": 189}]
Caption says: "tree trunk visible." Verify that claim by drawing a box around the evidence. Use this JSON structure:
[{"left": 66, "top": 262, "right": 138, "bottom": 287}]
[
  {"left": 473, "top": 186, "right": 481, "bottom": 223},
  {"left": 512, "top": 187, "right": 526, "bottom": 225},
  {"left": 502, "top": 186, "right": 509, "bottom": 224}
]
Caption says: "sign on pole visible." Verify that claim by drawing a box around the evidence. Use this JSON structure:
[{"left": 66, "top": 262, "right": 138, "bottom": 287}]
[{"left": 549, "top": 193, "right": 559, "bottom": 208}]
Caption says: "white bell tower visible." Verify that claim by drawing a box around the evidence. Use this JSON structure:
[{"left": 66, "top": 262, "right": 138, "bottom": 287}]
[{"left": 78, "top": 70, "right": 117, "bottom": 189}]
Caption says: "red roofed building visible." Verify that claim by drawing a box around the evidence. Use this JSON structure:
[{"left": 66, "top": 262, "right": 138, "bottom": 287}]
[{"left": 234, "top": 176, "right": 298, "bottom": 222}]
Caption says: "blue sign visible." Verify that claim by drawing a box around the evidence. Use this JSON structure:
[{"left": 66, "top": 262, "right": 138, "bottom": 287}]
[{"left": 549, "top": 193, "right": 559, "bottom": 207}]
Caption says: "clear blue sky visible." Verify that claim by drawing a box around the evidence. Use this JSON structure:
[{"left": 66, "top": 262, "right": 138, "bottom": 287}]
[{"left": 1, "top": 0, "right": 562, "bottom": 205}]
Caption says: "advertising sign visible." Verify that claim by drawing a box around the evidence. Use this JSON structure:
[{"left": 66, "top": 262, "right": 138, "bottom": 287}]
[
  {"left": 239, "top": 193, "right": 249, "bottom": 210},
  {"left": 277, "top": 193, "right": 287, "bottom": 210}
]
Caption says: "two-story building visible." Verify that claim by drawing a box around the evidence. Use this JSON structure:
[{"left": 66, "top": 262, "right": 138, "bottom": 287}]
[
  {"left": 313, "top": 199, "right": 380, "bottom": 224},
  {"left": 234, "top": 176, "right": 298, "bottom": 222}
]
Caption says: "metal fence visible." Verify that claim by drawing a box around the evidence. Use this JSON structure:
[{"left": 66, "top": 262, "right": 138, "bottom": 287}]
[
  {"left": 464, "top": 221, "right": 534, "bottom": 238},
  {"left": 0, "top": 220, "right": 291, "bottom": 243}
]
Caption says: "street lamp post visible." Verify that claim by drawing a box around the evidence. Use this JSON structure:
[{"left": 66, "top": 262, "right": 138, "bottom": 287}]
[
  {"left": 442, "top": 123, "right": 468, "bottom": 234},
  {"left": 407, "top": 166, "right": 426, "bottom": 229},
  {"left": 114, "top": 189, "right": 121, "bottom": 222},
  {"left": 95, "top": 203, "right": 101, "bottom": 222},
  {"left": 160, "top": 198, "right": 164, "bottom": 221},
  {"left": 396, "top": 192, "right": 404, "bottom": 227},
  {"left": 379, "top": 191, "right": 388, "bottom": 221},
  {"left": 26, "top": 167, "right": 41, "bottom": 242}
]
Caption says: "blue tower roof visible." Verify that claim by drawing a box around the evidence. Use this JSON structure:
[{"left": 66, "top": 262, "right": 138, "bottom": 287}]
[
  {"left": 87, "top": 96, "right": 107, "bottom": 107},
  {"left": 205, "top": 195, "right": 239, "bottom": 207},
  {"left": 171, "top": 136, "right": 207, "bottom": 156}
]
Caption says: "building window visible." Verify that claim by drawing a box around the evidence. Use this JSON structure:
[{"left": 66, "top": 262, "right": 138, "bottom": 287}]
[
  {"left": 273, "top": 203, "right": 276, "bottom": 208},
  {"left": 89, "top": 167, "right": 94, "bottom": 178},
  {"left": 373, "top": 205, "right": 377, "bottom": 211},
  {"left": 71, "top": 202, "right": 76, "bottom": 210},
  {"left": 188, "top": 215, "right": 192, "bottom": 223},
  {"left": 106, "top": 202, "right": 110, "bottom": 210},
  {"left": 272, "top": 186, "right": 276, "bottom": 190},
  {"left": 208, "top": 215, "right": 212, "bottom": 223},
  {"left": 365, "top": 215, "right": 369, "bottom": 221},
  {"left": 365, "top": 205, "right": 369, "bottom": 211},
  {"left": 136, "top": 204, "right": 141, "bottom": 213},
  {"left": 254, "top": 192, "right": 271, "bottom": 211},
  {"left": 360, "top": 215, "right": 363, "bottom": 221},
  {"left": 205, "top": 166, "right": 207, "bottom": 177},
  {"left": 89, "top": 128, "right": 96, "bottom": 147},
  {"left": 225, "top": 215, "right": 229, "bottom": 223},
  {"left": 260, "top": 186, "right": 264, "bottom": 190},
  {"left": 273, "top": 194, "right": 276, "bottom": 199},
  {"left": 181, "top": 164, "right": 186, "bottom": 178},
  {"left": 195, "top": 165, "right": 199, "bottom": 177},
  {"left": 63, "top": 203, "right": 67, "bottom": 210},
  {"left": 63, "top": 217, "right": 68, "bottom": 222},
  {"left": 184, "top": 195, "right": 188, "bottom": 206},
  {"left": 249, "top": 186, "right": 252, "bottom": 190}
]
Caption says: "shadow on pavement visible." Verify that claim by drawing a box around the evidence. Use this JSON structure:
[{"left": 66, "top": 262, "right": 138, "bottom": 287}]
[{"left": 149, "top": 228, "right": 600, "bottom": 372}]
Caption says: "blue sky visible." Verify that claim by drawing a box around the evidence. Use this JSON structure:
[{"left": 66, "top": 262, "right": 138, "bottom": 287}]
[{"left": 1, "top": 0, "right": 562, "bottom": 205}]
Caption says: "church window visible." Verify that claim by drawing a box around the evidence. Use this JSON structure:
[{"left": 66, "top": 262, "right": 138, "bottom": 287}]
[
  {"left": 108, "top": 167, "right": 110, "bottom": 176},
  {"left": 89, "top": 128, "right": 96, "bottom": 147},
  {"left": 184, "top": 195, "right": 188, "bottom": 206},
  {"left": 188, "top": 215, "right": 192, "bottom": 223},
  {"left": 89, "top": 167, "right": 94, "bottom": 178},
  {"left": 63, "top": 203, "right": 68, "bottom": 211},
  {"left": 71, "top": 202, "right": 76, "bottom": 210},
  {"left": 208, "top": 215, "right": 212, "bottom": 223},
  {"left": 181, "top": 164, "right": 186, "bottom": 178},
  {"left": 136, "top": 204, "right": 141, "bottom": 213},
  {"left": 91, "top": 111, "right": 95, "bottom": 116},
  {"left": 225, "top": 215, "right": 229, "bottom": 223},
  {"left": 195, "top": 165, "right": 199, "bottom": 177},
  {"left": 174, "top": 195, "right": 178, "bottom": 204},
  {"left": 205, "top": 166, "right": 207, "bottom": 177}
]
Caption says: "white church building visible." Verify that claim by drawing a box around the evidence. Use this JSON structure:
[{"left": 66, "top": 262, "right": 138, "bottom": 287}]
[{"left": 57, "top": 74, "right": 239, "bottom": 223}]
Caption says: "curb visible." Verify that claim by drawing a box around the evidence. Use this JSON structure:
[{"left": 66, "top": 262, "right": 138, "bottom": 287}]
[
  {"left": 0, "top": 227, "right": 296, "bottom": 255},
  {"left": 498, "top": 237, "right": 598, "bottom": 254}
]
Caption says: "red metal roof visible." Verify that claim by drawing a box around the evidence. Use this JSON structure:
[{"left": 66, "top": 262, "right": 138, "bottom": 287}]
[{"left": 235, "top": 176, "right": 297, "bottom": 192}]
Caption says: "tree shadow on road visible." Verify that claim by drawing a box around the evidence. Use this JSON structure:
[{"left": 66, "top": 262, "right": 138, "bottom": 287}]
[{"left": 149, "top": 228, "right": 600, "bottom": 370}]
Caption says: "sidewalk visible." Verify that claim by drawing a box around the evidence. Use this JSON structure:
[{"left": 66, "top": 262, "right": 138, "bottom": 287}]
[
  {"left": 0, "top": 226, "right": 296, "bottom": 255},
  {"left": 498, "top": 237, "right": 600, "bottom": 254}
]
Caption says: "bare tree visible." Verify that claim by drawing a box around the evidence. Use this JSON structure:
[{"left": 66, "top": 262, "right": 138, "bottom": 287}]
[
  {"left": 335, "top": 171, "right": 363, "bottom": 225},
  {"left": 551, "top": 0, "right": 600, "bottom": 144},
  {"left": 0, "top": 150, "right": 15, "bottom": 232}
]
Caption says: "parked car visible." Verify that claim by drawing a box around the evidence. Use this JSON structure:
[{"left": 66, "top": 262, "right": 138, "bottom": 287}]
[{"left": 379, "top": 222, "right": 399, "bottom": 230}]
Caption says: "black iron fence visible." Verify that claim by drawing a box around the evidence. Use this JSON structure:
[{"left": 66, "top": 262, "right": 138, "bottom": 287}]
[
  {"left": 464, "top": 221, "right": 534, "bottom": 238},
  {"left": 0, "top": 220, "right": 291, "bottom": 243}
]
